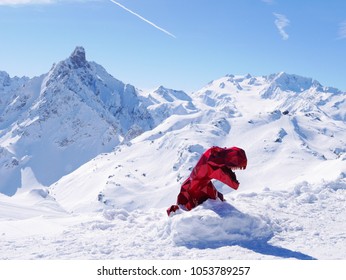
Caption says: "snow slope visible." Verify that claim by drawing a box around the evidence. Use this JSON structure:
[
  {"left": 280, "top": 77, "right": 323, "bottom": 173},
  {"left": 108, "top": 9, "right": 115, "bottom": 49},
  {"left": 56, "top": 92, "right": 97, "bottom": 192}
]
[{"left": 0, "top": 49, "right": 346, "bottom": 260}]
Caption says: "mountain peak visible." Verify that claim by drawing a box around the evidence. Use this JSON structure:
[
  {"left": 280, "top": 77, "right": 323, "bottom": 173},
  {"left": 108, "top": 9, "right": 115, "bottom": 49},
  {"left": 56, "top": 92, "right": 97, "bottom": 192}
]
[
  {"left": 69, "top": 46, "right": 87, "bottom": 68},
  {"left": 265, "top": 72, "right": 321, "bottom": 93},
  {"left": 0, "top": 71, "right": 11, "bottom": 87},
  {"left": 154, "top": 85, "right": 192, "bottom": 102}
]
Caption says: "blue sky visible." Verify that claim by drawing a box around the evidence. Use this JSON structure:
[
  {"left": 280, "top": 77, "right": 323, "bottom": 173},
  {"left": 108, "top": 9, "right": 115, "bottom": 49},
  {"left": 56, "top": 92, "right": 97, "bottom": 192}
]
[{"left": 1, "top": 0, "right": 345, "bottom": 92}]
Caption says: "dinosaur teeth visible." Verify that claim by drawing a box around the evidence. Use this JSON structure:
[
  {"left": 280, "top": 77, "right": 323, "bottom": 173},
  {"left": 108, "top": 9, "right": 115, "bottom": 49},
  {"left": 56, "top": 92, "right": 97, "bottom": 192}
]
[{"left": 231, "top": 166, "right": 246, "bottom": 170}]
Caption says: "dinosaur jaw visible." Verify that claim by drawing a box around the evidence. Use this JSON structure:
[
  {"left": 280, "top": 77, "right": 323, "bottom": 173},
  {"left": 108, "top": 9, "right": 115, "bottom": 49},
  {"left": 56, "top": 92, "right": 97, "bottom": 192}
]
[
  {"left": 226, "top": 168, "right": 239, "bottom": 184},
  {"left": 227, "top": 165, "right": 246, "bottom": 184}
]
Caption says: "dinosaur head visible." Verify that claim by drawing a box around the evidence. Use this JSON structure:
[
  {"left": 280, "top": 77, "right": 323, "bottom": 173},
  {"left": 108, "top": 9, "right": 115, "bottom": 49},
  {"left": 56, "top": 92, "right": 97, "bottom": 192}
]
[
  {"left": 209, "top": 146, "right": 247, "bottom": 169},
  {"left": 224, "top": 146, "right": 247, "bottom": 170},
  {"left": 208, "top": 146, "right": 247, "bottom": 188}
]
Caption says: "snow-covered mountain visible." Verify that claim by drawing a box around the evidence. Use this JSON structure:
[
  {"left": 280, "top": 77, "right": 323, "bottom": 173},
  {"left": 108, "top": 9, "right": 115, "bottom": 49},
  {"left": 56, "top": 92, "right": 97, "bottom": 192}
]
[
  {"left": 45, "top": 71, "right": 346, "bottom": 212},
  {"left": 0, "top": 47, "right": 158, "bottom": 196},
  {"left": 0, "top": 48, "right": 345, "bottom": 260}
]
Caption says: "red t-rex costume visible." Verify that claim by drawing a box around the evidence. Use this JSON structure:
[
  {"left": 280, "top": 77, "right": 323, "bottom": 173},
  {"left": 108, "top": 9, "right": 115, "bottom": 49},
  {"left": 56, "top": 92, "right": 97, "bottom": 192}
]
[{"left": 167, "top": 146, "right": 247, "bottom": 216}]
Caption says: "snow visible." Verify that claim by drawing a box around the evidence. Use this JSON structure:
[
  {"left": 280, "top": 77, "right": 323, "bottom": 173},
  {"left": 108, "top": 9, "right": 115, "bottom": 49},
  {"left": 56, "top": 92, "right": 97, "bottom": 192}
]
[
  {"left": 169, "top": 199, "right": 273, "bottom": 249},
  {"left": 0, "top": 49, "right": 346, "bottom": 260}
]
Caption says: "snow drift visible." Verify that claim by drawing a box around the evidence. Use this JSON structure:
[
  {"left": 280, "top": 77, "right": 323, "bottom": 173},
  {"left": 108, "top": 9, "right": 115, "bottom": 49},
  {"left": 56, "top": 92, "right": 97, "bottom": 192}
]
[{"left": 169, "top": 199, "right": 273, "bottom": 248}]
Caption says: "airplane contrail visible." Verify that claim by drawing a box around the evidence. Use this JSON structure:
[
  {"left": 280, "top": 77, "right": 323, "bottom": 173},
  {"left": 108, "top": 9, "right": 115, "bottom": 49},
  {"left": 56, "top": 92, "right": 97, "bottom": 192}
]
[{"left": 109, "top": 0, "right": 176, "bottom": 38}]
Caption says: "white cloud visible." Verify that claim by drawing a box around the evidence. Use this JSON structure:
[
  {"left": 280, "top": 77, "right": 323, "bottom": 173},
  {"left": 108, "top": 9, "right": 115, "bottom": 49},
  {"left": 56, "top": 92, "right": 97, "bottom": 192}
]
[
  {"left": 0, "top": 0, "right": 54, "bottom": 4},
  {"left": 338, "top": 21, "right": 346, "bottom": 40},
  {"left": 0, "top": 0, "right": 95, "bottom": 5},
  {"left": 273, "top": 13, "right": 290, "bottom": 40}
]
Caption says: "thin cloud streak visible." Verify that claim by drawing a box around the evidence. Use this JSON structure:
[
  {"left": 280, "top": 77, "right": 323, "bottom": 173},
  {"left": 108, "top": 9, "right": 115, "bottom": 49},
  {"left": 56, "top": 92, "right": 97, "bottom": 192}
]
[
  {"left": 273, "top": 13, "right": 290, "bottom": 40},
  {"left": 262, "top": 0, "right": 274, "bottom": 4},
  {"left": 0, "top": 0, "right": 54, "bottom": 4},
  {"left": 338, "top": 21, "right": 346, "bottom": 39},
  {"left": 109, "top": 0, "right": 176, "bottom": 39}
]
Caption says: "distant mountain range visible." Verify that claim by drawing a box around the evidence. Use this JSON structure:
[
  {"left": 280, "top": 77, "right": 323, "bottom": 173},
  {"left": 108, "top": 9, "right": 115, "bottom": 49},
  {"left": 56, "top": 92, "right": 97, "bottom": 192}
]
[{"left": 1, "top": 47, "right": 345, "bottom": 203}]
